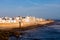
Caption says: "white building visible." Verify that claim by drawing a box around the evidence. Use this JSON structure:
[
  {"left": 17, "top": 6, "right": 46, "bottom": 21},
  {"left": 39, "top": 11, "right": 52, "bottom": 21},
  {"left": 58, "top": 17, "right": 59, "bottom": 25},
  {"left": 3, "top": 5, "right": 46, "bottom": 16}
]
[{"left": 39, "top": 18, "right": 46, "bottom": 21}]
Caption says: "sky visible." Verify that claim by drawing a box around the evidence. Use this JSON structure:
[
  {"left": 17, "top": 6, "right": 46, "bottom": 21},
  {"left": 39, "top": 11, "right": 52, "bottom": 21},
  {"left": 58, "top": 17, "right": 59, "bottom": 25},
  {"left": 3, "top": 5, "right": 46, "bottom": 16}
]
[{"left": 0, "top": 0, "right": 60, "bottom": 19}]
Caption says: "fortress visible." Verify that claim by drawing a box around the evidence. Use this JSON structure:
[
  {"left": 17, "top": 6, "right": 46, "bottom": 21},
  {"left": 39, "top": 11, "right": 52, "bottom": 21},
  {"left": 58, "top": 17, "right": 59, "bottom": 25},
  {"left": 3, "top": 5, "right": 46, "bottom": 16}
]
[
  {"left": 0, "top": 16, "right": 54, "bottom": 40},
  {"left": 0, "top": 16, "right": 54, "bottom": 30}
]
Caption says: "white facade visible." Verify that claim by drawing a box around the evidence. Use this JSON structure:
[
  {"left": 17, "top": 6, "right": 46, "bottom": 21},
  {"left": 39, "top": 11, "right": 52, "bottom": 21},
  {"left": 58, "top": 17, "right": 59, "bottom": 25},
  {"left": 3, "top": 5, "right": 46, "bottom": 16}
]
[
  {"left": 39, "top": 18, "right": 46, "bottom": 21},
  {"left": 0, "top": 16, "right": 46, "bottom": 23}
]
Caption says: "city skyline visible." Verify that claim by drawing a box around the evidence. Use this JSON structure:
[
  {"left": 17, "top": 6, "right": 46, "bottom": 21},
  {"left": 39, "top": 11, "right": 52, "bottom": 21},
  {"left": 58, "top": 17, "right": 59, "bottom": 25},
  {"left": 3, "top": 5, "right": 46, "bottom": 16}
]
[{"left": 0, "top": 0, "right": 60, "bottom": 19}]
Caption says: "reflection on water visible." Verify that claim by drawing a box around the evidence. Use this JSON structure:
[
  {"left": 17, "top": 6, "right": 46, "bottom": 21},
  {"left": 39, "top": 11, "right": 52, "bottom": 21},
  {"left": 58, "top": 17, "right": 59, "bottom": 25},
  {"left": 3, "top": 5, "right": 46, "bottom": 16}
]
[{"left": 9, "top": 25, "right": 60, "bottom": 40}]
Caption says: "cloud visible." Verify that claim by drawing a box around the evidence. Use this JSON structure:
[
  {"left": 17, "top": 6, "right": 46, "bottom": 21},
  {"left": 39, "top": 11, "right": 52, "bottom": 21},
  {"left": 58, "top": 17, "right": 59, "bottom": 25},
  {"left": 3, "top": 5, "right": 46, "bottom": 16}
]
[
  {"left": 28, "top": 0, "right": 40, "bottom": 6},
  {"left": 44, "top": 4, "right": 60, "bottom": 7}
]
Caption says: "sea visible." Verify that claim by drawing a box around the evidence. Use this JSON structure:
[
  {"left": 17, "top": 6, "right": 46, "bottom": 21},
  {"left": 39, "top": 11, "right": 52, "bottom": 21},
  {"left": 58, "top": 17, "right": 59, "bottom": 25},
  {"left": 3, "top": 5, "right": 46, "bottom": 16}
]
[{"left": 9, "top": 20, "right": 60, "bottom": 40}]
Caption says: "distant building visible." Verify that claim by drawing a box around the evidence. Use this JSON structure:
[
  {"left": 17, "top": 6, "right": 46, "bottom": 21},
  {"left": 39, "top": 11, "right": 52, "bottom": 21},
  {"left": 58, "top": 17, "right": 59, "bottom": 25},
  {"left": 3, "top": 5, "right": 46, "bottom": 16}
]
[
  {"left": 39, "top": 18, "right": 46, "bottom": 21},
  {"left": 0, "top": 16, "right": 47, "bottom": 23}
]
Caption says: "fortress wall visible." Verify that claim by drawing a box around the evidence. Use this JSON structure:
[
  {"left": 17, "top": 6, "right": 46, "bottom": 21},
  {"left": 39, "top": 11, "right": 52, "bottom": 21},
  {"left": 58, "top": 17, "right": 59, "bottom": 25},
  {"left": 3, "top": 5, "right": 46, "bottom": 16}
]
[
  {"left": 0, "top": 16, "right": 54, "bottom": 30},
  {"left": 0, "top": 23, "right": 19, "bottom": 29}
]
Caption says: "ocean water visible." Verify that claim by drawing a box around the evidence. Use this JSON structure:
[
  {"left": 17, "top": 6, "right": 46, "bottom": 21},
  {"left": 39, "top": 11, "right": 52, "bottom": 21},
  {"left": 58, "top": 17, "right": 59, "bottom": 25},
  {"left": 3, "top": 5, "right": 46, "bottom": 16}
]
[{"left": 9, "top": 25, "right": 60, "bottom": 40}]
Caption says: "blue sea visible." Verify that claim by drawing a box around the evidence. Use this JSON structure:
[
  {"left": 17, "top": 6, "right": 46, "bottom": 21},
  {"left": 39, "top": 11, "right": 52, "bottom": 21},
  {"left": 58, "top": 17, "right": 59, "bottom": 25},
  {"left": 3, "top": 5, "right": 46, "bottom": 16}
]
[{"left": 9, "top": 25, "right": 60, "bottom": 40}]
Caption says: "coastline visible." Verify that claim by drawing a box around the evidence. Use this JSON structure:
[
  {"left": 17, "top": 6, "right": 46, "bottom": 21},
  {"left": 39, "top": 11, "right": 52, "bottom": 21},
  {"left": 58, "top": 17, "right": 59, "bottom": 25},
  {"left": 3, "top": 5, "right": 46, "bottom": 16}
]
[
  {"left": 0, "top": 16, "right": 54, "bottom": 40},
  {"left": 0, "top": 20, "right": 54, "bottom": 30}
]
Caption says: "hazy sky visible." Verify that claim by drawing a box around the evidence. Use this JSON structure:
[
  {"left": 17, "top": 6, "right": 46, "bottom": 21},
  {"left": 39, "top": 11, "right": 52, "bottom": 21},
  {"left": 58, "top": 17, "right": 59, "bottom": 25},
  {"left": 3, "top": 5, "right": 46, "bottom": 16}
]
[{"left": 0, "top": 0, "right": 60, "bottom": 19}]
